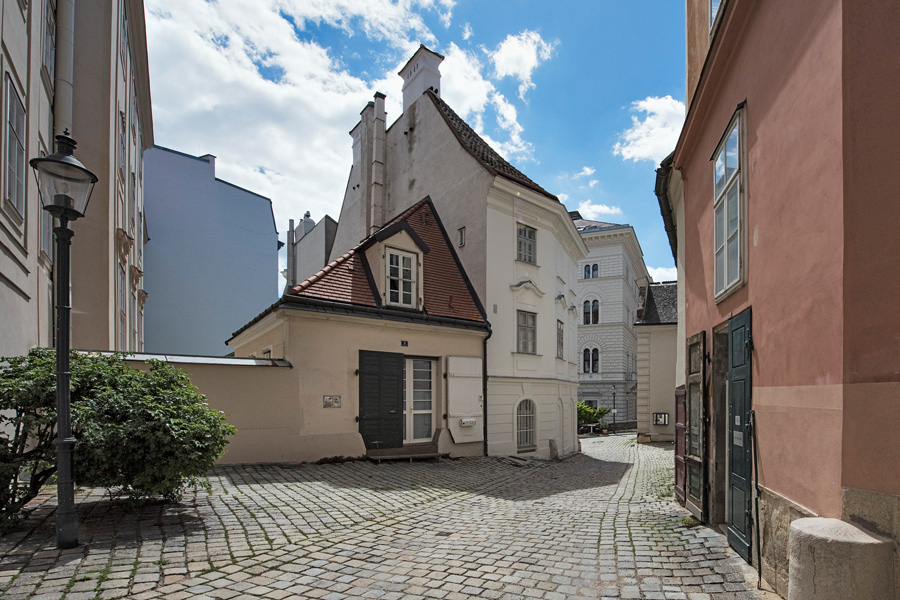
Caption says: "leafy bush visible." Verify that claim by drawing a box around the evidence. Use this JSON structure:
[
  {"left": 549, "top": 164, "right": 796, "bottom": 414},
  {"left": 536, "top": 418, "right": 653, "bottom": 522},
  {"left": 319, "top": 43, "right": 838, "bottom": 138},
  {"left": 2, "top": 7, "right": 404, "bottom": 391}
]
[
  {"left": 577, "top": 401, "right": 610, "bottom": 426},
  {"left": 0, "top": 349, "right": 235, "bottom": 524}
]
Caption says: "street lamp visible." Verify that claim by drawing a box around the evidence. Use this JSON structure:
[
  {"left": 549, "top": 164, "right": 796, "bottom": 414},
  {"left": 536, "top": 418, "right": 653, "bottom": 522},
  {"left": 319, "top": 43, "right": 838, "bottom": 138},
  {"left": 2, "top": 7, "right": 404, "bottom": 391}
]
[{"left": 30, "top": 132, "right": 98, "bottom": 549}]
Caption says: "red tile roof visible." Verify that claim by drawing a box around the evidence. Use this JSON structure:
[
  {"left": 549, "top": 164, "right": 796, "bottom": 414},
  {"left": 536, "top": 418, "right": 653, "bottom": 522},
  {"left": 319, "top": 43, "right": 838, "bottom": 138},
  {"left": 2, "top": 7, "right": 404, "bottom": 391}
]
[{"left": 287, "top": 198, "right": 486, "bottom": 324}]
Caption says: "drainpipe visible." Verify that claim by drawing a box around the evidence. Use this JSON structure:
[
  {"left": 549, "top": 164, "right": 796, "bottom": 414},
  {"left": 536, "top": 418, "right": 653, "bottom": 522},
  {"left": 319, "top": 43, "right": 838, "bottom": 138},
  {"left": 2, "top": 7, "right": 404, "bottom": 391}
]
[
  {"left": 482, "top": 326, "right": 492, "bottom": 456},
  {"left": 54, "top": 0, "right": 76, "bottom": 134}
]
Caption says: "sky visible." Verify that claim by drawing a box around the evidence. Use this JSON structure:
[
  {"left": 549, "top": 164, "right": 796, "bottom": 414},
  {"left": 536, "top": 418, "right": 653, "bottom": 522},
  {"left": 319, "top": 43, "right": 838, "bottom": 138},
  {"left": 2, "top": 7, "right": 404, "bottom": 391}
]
[{"left": 144, "top": 0, "right": 686, "bottom": 286}]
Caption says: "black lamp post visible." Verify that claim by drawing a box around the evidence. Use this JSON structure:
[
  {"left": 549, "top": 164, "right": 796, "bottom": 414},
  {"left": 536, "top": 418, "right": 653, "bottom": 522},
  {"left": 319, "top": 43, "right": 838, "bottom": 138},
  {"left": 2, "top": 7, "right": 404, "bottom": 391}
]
[{"left": 30, "top": 132, "right": 98, "bottom": 549}]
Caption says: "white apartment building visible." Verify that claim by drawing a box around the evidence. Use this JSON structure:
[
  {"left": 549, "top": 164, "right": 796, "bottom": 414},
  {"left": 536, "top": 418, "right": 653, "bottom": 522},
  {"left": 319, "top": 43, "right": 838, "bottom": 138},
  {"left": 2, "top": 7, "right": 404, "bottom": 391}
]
[
  {"left": 571, "top": 212, "right": 648, "bottom": 429},
  {"left": 0, "top": 0, "right": 153, "bottom": 357}
]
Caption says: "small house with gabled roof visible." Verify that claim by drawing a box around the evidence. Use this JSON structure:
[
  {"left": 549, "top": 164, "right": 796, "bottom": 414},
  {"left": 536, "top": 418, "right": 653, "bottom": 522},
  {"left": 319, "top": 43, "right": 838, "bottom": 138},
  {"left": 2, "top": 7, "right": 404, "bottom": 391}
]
[
  {"left": 228, "top": 197, "right": 490, "bottom": 461},
  {"left": 635, "top": 281, "right": 677, "bottom": 443},
  {"left": 291, "top": 45, "right": 587, "bottom": 460}
]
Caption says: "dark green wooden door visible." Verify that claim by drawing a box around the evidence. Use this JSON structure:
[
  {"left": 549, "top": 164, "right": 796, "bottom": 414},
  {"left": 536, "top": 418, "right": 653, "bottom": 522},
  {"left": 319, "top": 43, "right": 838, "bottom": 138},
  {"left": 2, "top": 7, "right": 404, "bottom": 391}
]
[
  {"left": 685, "top": 331, "right": 707, "bottom": 521},
  {"left": 727, "top": 309, "right": 753, "bottom": 561},
  {"left": 358, "top": 350, "right": 404, "bottom": 450}
]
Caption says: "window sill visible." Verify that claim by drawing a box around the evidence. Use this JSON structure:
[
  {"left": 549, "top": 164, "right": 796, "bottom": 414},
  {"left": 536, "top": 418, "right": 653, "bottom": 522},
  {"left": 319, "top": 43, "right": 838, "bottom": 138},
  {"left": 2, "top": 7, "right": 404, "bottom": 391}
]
[
  {"left": 515, "top": 259, "right": 539, "bottom": 268},
  {"left": 714, "top": 278, "right": 745, "bottom": 304},
  {"left": 512, "top": 352, "right": 541, "bottom": 357},
  {"left": 517, "top": 446, "right": 536, "bottom": 454},
  {"left": 2, "top": 200, "right": 25, "bottom": 228}
]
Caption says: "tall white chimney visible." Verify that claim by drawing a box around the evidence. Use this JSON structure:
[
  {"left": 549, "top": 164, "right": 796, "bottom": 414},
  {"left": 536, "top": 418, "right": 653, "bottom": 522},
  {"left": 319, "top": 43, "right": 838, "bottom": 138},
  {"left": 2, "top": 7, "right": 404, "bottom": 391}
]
[{"left": 399, "top": 45, "right": 444, "bottom": 112}]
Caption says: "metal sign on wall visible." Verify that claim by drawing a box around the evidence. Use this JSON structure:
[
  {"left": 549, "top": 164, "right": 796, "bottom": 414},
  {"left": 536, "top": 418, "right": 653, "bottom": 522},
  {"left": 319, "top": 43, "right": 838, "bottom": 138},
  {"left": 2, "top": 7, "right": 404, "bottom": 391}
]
[{"left": 323, "top": 395, "right": 341, "bottom": 408}]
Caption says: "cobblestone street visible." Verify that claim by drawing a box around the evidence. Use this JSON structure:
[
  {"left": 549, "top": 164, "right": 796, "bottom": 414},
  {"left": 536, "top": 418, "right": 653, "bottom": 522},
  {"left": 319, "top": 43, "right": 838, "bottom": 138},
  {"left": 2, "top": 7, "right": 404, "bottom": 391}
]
[{"left": 0, "top": 436, "right": 775, "bottom": 600}]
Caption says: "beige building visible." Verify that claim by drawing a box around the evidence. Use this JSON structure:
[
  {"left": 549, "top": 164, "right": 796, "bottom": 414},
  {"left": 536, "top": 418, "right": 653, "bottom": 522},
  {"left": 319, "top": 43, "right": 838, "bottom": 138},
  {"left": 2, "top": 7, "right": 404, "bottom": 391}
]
[
  {"left": 635, "top": 282, "right": 677, "bottom": 442},
  {"left": 229, "top": 198, "right": 489, "bottom": 462},
  {"left": 0, "top": 0, "right": 152, "bottom": 358},
  {"left": 296, "top": 46, "right": 585, "bottom": 460},
  {"left": 570, "top": 212, "right": 648, "bottom": 429}
]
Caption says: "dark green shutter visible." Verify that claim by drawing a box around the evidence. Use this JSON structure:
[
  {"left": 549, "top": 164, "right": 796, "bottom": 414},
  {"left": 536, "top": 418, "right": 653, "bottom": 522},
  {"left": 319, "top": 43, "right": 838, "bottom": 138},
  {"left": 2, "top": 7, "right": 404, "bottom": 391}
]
[
  {"left": 727, "top": 308, "right": 753, "bottom": 561},
  {"left": 358, "top": 350, "right": 404, "bottom": 450},
  {"left": 685, "top": 331, "right": 707, "bottom": 521}
]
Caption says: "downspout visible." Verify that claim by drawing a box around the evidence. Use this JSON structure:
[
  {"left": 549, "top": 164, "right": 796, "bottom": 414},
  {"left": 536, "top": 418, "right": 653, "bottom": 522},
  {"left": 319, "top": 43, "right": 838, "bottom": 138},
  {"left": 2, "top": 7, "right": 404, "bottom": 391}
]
[
  {"left": 54, "top": 0, "right": 76, "bottom": 134},
  {"left": 482, "top": 326, "right": 492, "bottom": 456}
]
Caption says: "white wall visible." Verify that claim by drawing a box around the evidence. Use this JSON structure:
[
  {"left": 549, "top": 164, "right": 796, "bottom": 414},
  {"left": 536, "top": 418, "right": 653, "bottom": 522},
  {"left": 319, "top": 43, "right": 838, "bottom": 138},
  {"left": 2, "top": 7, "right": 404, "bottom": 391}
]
[{"left": 143, "top": 147, "right": 279, "bottom": 355}]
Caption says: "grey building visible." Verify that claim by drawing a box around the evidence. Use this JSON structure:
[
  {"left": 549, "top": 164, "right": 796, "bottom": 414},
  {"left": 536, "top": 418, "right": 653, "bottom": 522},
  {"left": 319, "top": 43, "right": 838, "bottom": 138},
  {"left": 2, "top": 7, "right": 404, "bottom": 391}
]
[
  {"left": 571, "top": 211, "right": 649, "bottom": 430},
  {"left": 143, "top": 146, "right": 280, "bottom": 355}
]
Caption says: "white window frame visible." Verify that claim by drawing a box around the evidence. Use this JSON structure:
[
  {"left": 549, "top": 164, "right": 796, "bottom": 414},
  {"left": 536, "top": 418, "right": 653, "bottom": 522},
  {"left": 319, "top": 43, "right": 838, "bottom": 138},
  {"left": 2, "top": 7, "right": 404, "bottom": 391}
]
[
  {"left": 118, "top": 263, "right": 127, "bottom": 350},
  {"left": 385, "top": 248, "right": 417, "bottom": 308},
  {"left": 5, "top": 78, "right": 26, "bottom": 220},
  {"left": 516, "top": 223, "right": 536, "bottom": 264},
  {"left": 42, "top": 0, "right": 56, "bottom": 86},
  {"left": 713, "top": 110, "right": 745, "bottom": 300},
  {"left": 516, "top": 310, "right": 536, "bottom": 354},
  {"left": 516, "top": 399, "right": 536, "bottom": 451},
  {"left": 402, "top": 358, "right": 436, "bottom": 443}
]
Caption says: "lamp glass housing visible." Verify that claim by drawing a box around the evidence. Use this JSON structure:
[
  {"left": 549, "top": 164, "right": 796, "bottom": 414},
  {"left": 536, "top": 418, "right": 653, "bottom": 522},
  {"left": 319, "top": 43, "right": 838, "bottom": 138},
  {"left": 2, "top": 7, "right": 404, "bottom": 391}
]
[{"left": 30, "top": 134, "right": 98, "bottom": 220}]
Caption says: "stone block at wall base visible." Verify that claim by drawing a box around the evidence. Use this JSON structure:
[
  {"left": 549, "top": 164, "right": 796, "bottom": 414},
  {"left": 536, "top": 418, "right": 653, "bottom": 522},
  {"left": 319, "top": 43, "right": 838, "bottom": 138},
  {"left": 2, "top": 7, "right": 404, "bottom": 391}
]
[
  {"left": 788, "top": 517, "right": 894, "bottom": 600},
  {"left": 843, "top": 487, "right": 900, "bottom": 599},
  {"left": 758, "top": 486, "right": 816, "bottom": 598}
]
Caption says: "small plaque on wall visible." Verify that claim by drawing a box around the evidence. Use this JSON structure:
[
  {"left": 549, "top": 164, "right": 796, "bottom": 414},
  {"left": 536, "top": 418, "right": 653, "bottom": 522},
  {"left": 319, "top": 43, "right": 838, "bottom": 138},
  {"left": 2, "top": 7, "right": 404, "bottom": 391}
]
[
  {"left": 653, "top": 412, "right": 669, "bottom": 426},
  {"left": 323, "top": 395, "right": 341, "bottom": 408}
]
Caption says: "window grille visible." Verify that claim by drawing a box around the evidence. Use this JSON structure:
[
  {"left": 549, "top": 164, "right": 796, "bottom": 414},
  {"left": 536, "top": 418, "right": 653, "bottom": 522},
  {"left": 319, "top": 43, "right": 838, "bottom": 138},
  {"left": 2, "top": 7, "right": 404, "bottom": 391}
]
[{"left": 516, "top": 399, "right": 536, "bottom": 449}]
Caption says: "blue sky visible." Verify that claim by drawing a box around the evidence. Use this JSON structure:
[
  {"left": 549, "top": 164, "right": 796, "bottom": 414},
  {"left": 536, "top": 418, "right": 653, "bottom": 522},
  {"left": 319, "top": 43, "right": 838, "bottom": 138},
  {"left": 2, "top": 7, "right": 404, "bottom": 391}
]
[{"left": 145, "top": 1, "right": 686, "bottom": 282}]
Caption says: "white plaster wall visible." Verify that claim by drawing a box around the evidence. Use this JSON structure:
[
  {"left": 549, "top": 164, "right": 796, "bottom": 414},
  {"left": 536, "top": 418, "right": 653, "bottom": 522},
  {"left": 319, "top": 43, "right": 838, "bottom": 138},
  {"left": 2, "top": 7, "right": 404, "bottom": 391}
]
[{"left": 636, "top": 324, "right": 677, "bottom": 441}]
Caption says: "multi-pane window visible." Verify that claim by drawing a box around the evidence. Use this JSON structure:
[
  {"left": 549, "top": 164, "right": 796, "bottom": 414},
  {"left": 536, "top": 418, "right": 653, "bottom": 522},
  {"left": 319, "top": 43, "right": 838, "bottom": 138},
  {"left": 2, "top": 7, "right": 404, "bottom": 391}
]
[
  {"left": 42, "top": 0, "right": 56, "bottom": 83},
  {"left": 41, "top": 209, "right": 53, "bottom": 259},
  {"left": 583, "top": 265, "right": 590, "bottom": 279},
  {"left": 517, "top": 223, "right": 536, "bottom": 264},
  {"left": 517, "top": 310, "right": 536, "bottom": 354},
  {"left": 128, "top": 172, "right": 136, "bottom": 225},
  {"left": 582, "top": 300, "right": 600, "bottom": 325},
  {"left": 118, "top": 263, "right": 127, "bottom": 350},
  {"left": 713, "top": 117, "right": 742, "bottom": 296},
  {"left": 516, "top": 399, "right": 536, "bottom": 450},
  {"left": 582, "top": 348, "right": 600, "bottom": 373},
  {"left": 386, "top": 249, "right": 415, "bottom": 308},
  {"left": 6, "top": 80, "right": 26, "bottom": 217},
  {"left": 120, "top": 5, "right": 128, "bottom": 65},
  {"left": 582, "top": 263, "right": 599, "bottom": 279},
  {"left": 556, "top": 320, "right": 564, "bottom": 359}
]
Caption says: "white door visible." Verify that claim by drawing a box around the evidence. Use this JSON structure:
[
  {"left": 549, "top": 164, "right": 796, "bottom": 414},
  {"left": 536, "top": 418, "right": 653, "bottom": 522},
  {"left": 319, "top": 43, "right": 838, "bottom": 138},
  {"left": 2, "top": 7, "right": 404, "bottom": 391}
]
[{"left": 402, "top": 358, "right": 435, "bottom": 443}]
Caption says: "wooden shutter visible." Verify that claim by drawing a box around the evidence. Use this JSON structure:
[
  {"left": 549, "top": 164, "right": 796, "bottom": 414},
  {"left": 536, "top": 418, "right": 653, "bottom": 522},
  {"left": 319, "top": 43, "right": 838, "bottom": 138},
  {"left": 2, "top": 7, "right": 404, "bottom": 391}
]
[
  {"left": 685, "top": 331, "right": 707, "bottom": 521},
  {"left": 358, "top": 350, "right": 404, "bottom": 450}
]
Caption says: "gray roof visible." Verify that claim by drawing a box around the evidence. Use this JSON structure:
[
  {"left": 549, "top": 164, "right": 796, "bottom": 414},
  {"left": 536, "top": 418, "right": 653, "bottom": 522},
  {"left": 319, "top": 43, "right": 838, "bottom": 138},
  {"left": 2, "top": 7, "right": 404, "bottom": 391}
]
[
  {"left": 640, "top": 282, "right": 677, "bottom": 325},
  {"left": 567, "top": 210, "right": 624, "bottom": 232},
  {"left": 427, "top": 91, "right": 558, "bottom": 203}
]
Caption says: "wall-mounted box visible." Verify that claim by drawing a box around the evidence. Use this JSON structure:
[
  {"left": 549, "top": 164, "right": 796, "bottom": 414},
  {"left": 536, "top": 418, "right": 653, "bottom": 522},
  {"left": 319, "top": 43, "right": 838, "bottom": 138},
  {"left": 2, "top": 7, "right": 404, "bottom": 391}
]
[{"left": 653, "top": 412, "right": 669, "bottom": 426}]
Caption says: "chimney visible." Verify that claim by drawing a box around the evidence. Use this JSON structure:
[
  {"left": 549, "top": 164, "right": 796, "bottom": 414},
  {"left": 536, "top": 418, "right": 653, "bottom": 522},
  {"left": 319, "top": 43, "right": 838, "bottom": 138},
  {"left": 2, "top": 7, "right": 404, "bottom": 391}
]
[
  {"left": 369, "top": 92, "right": 386, "bottom": 234},
  {"left": 302, "top": 211, "right": 315, "bottom": 235},
  {"left": 285, "top": 219, "right": 295, "bottom": 290},
  {"left": 399, "top": 45, "right": 444, "bottom": 112}
]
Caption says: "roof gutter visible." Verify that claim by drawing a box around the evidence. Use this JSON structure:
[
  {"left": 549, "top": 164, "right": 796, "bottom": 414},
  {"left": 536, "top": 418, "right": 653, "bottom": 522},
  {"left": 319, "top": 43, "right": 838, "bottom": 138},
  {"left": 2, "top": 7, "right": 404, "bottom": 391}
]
[{"left": 654, "top": 151, "right": 677, "bottom": 262}]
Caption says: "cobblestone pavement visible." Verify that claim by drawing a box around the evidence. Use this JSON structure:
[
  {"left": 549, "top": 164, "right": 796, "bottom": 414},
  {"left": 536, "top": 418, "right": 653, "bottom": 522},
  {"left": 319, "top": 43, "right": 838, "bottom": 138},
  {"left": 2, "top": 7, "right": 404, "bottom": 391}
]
[{"left": 0, "top": 435, "right": 778, "bottom": 600}]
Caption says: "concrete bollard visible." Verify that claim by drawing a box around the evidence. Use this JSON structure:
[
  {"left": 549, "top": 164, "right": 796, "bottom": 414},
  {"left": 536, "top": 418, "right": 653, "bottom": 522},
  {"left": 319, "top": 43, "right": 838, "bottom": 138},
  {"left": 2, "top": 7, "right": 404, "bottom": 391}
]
[{"left": 788, "top": 517, "right": 894, "bottom": 600}]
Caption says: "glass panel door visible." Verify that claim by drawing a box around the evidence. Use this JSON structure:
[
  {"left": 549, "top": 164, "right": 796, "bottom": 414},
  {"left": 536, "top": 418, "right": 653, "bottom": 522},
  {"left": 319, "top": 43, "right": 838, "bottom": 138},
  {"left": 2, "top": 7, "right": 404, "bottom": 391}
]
[{"left": 402, "top": 358, "right": 434, "bottom": 443}]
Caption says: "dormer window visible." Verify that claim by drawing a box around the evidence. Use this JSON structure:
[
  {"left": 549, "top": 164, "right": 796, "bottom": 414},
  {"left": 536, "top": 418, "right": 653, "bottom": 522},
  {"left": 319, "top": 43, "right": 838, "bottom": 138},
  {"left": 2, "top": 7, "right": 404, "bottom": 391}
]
[{"left": 386, "top": 248, "right": 416, "bottom": 308}]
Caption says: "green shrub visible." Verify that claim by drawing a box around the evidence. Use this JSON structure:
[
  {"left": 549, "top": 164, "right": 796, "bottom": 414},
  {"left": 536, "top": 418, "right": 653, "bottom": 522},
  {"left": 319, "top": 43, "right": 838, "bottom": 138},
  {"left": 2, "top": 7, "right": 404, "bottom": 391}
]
[
  {"left": 577, "top": 401, "right": 610, "bottom": 426},
  {"left": 0, "top": 348, "right": 235, "bottom": 525}
]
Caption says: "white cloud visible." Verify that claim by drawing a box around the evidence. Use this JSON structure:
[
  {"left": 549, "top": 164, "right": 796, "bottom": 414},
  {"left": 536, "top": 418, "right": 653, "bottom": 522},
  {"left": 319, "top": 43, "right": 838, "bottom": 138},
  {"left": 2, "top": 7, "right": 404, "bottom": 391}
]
[
  {"left": 572, "top": 166, "right": 595, "bottom": 179},
  {"left": 461, "top": 22, "right": 473, "bottom": 40},
  {"left": 576, "top": 200, "right": 622, "bottom": 219},
  {"left": 588, "top": 180, "right": 598, "bottom": 188},
  {"left": 144, "top": 1, "right": 536, "bottom": 239},
  {"left": 613, "top": 95, "right": 685, "bottom": 164},
  {"left": 647, "top": 266, "right": 678, "bottom": 282},
  {"left": 557, "top": 193, "right": 569, "bottom": 203},
  {"left": 488, "top": 30, "right": 556, "bottom": 99}
]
